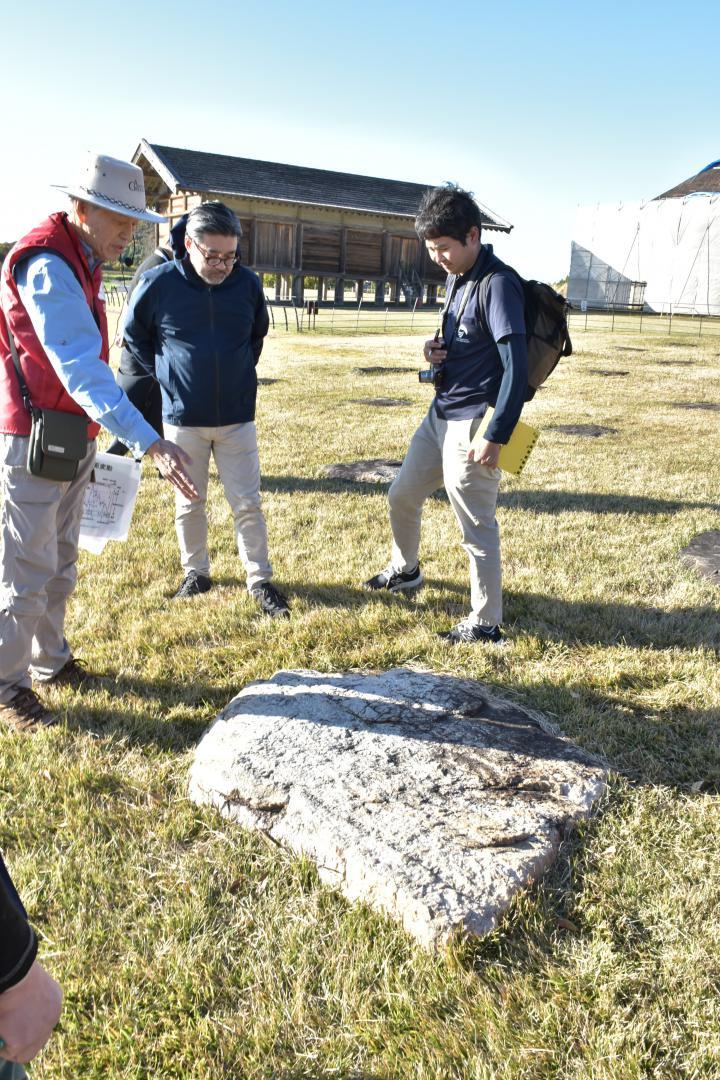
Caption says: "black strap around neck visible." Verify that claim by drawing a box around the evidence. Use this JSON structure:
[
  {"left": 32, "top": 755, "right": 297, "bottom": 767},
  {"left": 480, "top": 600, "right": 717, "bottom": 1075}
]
[{"left": 440, "top": 249, "right": 487, "bottom": 350}]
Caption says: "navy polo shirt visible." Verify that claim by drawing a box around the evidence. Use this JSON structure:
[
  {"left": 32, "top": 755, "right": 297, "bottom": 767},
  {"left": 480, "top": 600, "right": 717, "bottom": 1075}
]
[{"left": 434, "top": 246, "right": 526, "bottom": 422}]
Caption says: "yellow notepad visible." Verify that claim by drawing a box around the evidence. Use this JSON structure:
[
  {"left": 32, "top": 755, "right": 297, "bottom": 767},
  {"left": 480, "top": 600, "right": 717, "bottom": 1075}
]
[{"left": 471, "top": 406, "right": 539, "bottom": 475}]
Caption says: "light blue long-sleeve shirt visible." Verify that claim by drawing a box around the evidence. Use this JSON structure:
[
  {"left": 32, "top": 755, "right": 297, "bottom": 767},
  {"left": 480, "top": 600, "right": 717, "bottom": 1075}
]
[{"left": 15, "top": 253, "right": 159, "bottom": 456}]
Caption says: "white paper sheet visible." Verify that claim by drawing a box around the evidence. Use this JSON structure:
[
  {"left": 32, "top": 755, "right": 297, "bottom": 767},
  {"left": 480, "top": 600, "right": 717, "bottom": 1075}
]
[{"left": 79, "top": 452, "right": 142, "bottom": 554}]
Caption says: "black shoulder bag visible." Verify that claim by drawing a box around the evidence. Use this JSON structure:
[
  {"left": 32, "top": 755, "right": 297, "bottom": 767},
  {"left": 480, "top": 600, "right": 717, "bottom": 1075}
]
[{"left": 3, "top": 310, "right": 88, "bottom": 481}]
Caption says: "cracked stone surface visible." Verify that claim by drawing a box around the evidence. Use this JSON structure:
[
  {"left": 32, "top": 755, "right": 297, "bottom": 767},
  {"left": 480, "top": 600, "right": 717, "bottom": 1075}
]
[
  {"left": 680, "top": 530, "right": 720, "bottom": 585},
  {"left": 189, "top": 669, "right": 607, "bottom": 947},
  {"left": 324, "top": 459, "right": 402, "bottom": 484}
]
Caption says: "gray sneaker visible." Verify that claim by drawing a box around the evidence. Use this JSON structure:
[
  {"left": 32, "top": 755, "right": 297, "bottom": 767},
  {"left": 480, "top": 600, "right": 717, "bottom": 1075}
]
[{"left": 363, "top": 564, "right": 423, "bottom": 592}]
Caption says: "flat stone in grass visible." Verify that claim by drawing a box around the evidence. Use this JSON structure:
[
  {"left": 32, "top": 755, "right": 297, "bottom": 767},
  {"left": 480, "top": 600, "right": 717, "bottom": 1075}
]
[
  {"left": 548, "top": 424, "right": 618, "bottom": 437},
  {"left": 324, "top": 459, "right": 402, "bottom": 484},
  {"left": 616, "top": 347, "right": 645, "bottom": 352},
  {"left": 257, "top": 377, "right": 282, "bottom": 385},
  {"left": 654, "top": 360, "right": 695, "bottom": 367},
  {"left": 680, "top": 531, "right": 720, "bottom": 585},
  {"left": 673, "top": 402, "right": 720, "bottom": 411},
  {"left": 354, "top": 366, "right": 414, "bottom": 375},
  {"left": 588, "top": 369, "right": 629, "bottom": 377},
  {"left": 188, "top": 669, "right": 607, "bottom": 948},
  {"left": 352, "top": 397, "right": 412, "bottom": 407}
]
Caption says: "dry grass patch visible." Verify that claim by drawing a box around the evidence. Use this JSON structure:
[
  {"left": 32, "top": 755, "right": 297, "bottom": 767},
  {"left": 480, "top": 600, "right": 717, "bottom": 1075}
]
[{"left": 1, "top": 328, "right": 718, "bottom": 1077}]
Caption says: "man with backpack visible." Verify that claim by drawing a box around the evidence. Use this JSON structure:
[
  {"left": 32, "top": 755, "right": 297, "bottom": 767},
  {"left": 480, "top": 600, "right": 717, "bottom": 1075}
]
[{"left": 364, "top": 183, "right": 528, "bottom": 644}]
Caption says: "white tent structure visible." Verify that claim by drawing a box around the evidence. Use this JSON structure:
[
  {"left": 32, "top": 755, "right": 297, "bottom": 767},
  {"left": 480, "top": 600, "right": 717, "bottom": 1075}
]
[{"left": 568, "top": 161, "right": 720, "bottom": 316}]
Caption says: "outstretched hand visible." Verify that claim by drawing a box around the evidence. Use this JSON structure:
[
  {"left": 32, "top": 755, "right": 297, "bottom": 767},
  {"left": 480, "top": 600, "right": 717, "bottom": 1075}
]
[{"left": 146, "top": 439, "right": 198, "bottom": 499}]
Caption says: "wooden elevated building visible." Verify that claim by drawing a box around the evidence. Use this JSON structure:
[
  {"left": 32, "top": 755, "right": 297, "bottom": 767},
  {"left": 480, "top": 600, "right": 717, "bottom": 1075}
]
[{"left": 132, "top": 139, "right": 512, "bottom": 305}]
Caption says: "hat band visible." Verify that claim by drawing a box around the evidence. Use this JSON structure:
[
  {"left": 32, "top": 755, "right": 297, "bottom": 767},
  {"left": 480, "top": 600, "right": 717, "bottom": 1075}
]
[{"left": 82, "top": 186, "right": 147, "bottom": 214}]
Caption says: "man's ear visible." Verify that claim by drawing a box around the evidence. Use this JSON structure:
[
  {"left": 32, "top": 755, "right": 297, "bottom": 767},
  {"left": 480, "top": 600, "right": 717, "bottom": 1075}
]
[{"left": 184, "top": 235, "right": 192, "bottom": 253}]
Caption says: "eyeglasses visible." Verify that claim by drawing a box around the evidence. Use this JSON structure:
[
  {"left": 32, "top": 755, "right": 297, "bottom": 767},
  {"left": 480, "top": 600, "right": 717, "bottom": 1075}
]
[{"left": 191, "top": 237, "right": 238, "bottom": 267}]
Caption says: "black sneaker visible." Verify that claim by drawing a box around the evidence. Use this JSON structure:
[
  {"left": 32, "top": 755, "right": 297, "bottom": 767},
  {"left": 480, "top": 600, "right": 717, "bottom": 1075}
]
[
  {"left": 173, "top": 572, "right": 212, "bottom": 599},
  {"left": 363, "top": 564, "right": 423, "bottom": 592},
  {"left": 251, "top": 582, "right": 290, "bottom": 618},
  {"left": 437, "top": 619, "right": 503, "bottom": 644}
]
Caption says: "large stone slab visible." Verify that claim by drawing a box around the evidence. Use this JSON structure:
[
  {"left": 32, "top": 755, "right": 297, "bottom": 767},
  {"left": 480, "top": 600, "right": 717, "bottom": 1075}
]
[
  {"left": 189, "top": 669, "right": 607, "bottom": 947},
  {"left": 680, "top": 530, "right": 720, "bottom": 585},
  {"left": 324, "top": 459, "right": 402, "bottom": 484}
]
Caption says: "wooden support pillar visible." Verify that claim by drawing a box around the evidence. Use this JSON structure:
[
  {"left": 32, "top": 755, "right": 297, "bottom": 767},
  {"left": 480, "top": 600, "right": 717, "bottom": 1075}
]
[
  {"left": 317, "top": 276, "right": 325, "bottom": 302},
  {"left": 374, "top": 280, "right": 385, "bottom": 304},
  {"left": 292, "top": 274, "right": 304, "bottom": 306},
  {"left": 249, "top": 220, "right": 257, "bottom": 267},
  {"left": 427, "top": 284, "right": 438, "bottom": 304},
  {"left": 334, "top": 277, "right": 345, "bottom": 303},
  {"left": 275, "top": 275, "right": 282, "bottom": 302},
  {"left": 356, "top": 279, "right": 364, "bottom": 301}
]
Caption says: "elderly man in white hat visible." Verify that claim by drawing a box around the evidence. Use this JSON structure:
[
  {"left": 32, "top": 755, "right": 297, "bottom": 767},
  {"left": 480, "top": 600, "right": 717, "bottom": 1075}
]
[{"left": 0, "top": 152, "right": 198, "bottom": 733}]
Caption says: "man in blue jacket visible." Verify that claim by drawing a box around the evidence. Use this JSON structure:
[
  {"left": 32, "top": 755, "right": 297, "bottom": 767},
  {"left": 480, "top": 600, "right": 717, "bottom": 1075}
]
[{"left": 123, "top": 202, "right": 289, "bottom": 616}]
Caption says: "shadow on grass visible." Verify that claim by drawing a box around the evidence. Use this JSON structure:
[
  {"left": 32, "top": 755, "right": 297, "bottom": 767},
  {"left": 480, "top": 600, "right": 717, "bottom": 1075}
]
[
  {"left": 57, "top": 673, "right": 226, "bottom": 750},
  {"left": 261, "top": 475, "right": 718, "bottom": 516},
  {"left": 503, "top": 590, "right": 720, "bottom": 651}
]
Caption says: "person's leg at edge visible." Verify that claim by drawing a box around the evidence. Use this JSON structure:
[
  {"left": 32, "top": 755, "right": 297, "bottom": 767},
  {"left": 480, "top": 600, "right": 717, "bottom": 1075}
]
[
  {"left": 441, "top": 416, "right": 503, "bottom": 627},
  {"left": 0, "top": 435, "right": 75, "bottom": 702},
  {"left": 30, "top": 441, "right": 97, "bottom": 680}
]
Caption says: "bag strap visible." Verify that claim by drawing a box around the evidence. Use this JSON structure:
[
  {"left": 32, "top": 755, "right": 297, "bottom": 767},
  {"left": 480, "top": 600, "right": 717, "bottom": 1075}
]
[{"left": 1, "top": 306, "right": 33, "bottom": 414}]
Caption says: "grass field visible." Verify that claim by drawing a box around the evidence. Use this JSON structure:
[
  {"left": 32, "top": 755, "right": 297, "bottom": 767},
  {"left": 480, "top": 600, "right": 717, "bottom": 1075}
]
[{"left": 2, "top": 324, "right": 719, "bottom": 1077}]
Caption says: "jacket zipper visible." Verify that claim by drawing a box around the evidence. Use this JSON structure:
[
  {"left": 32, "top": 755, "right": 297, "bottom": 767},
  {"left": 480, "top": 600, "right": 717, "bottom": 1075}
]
[{"left": 208, "top": 287, "right": 221, "bottom": 425}]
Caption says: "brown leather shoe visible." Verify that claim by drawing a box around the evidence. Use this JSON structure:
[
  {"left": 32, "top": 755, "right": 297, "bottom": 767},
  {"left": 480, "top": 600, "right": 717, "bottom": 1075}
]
[
  {"left": 45, "top": 657, "right": 95, "bottom": 689},
  {"left": 0, "top": 688, "right": 57, "bottom": 731}
]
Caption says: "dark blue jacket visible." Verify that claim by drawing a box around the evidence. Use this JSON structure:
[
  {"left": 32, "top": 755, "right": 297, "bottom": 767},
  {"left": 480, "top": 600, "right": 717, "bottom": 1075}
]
[{"left": 122, "top": 255, "right": 269, "bottom": 427}]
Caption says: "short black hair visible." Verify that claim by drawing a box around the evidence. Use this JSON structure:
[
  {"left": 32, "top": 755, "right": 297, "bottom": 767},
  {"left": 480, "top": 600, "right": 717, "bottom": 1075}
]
[
  {"left": 186, "top": 200, "right": 242, "bottom": 241},
  {"left": 415, "top": 183, "right": 483, "bottom": 244}
]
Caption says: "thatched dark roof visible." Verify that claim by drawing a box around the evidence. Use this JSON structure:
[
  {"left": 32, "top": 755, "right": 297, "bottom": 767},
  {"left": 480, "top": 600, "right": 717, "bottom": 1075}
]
[
  {"left": 655, "top": 160, "right": 720, "bottom": 199},
  {"left": 134, "top": 140, "right": 512, "bottom": 232}
]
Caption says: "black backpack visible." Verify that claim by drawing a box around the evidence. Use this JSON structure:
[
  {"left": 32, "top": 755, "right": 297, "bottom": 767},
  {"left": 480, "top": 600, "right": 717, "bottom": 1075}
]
[{"left": 445, "top": 249, "right": 573, "bottom": 401}]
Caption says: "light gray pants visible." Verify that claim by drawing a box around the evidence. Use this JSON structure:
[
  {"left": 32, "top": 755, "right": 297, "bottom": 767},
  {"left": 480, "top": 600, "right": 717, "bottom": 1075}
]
[
  {"left": 388, "top": 405, "right": 503, "bottom": 626},
  {"left": 164, "top": 423, "right": 272, "bottom": 590},
  {"left": 0, "top": 434, "right": 97, "bottom": 703}
]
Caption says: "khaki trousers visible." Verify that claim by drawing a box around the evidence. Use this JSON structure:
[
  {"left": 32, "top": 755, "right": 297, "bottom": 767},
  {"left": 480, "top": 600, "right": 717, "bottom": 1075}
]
[
  {"left": 164, "top": 423, "right": 272, "bottom": 589},
  {"left": 0, "top": 434, "right": 97, "bottom": 703},
  {"left": 388, "top": 405, "right": 503, "bottom": 626}
]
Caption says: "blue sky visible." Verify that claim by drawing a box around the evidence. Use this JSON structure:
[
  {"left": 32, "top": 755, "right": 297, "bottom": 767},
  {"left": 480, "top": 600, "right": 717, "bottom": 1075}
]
[{"left": 3, "top": 0, "right": 717, "bottom": 280}]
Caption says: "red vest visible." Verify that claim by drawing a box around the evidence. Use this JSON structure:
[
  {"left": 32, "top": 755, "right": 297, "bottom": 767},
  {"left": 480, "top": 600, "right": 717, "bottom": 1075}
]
[{"left": 0, "top": 212, "right": 109, "bottom": 438}]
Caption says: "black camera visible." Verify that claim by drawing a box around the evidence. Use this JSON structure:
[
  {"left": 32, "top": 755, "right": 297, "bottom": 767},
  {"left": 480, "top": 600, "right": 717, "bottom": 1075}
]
[{"left": 418, "top": 364, "right": 443, "bottom": 387}]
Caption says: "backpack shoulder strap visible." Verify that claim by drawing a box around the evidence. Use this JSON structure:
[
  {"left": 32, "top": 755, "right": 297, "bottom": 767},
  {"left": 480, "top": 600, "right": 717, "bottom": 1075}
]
[{"left": 476, "top": 257, "right": 524, "bottom": 338}]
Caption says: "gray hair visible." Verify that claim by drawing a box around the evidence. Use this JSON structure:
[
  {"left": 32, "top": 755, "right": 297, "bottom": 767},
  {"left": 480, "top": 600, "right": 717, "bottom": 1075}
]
[{"left": 185, "top": 201, "right": 242, "bottom": 241}]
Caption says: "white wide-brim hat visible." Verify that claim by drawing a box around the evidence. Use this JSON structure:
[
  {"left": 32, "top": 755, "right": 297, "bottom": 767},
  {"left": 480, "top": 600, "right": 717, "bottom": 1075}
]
[{"left": 53, "top": 152, "right": 166, "bottom": 223}]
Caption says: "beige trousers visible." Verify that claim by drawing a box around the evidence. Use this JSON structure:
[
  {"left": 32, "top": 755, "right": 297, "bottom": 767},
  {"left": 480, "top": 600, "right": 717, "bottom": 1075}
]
[
  {"left": 388, "top": 405, "right": 503, "bottom": 626},
  {"left": 0, "top": 434, "right": 97, "bottom": 702},
  {"left": 164, "top": 422, "right": 272, "bottom": 590}
]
